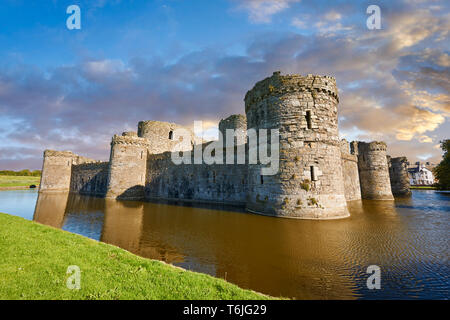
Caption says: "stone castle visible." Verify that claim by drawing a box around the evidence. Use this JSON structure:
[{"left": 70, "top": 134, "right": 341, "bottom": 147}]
[{"left": 39, "top": 72, "right": 411, "bottom": 220}]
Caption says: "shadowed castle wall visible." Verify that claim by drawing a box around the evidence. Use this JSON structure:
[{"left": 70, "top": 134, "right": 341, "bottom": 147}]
[
  {"left": 70, "top": 162, "right": 109, "bottom": 196},
  {"left": 244, "top": 72, "right": 349, "bottom": 219},
  {"left": 145, "top": 146, "right": 248, "bottom": 206},
  {"left": 340, "top": 140, "right": 362, "bottom": 201},
  {"left": 356, "top": 141, "right": 394, "bottom": 200},
  {"left": 388, "top": 156, "right": 411, "bottom": 196}
]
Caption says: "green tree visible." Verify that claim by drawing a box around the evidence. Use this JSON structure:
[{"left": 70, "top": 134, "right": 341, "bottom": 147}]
[{"left": 434, "top": 139, "right": 450, "bottom": 190}]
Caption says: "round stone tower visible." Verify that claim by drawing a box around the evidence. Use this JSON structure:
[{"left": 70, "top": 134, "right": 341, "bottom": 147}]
[
  {"left": 105, "top": 132, "right": 150, "bottom": 200},
  {"left": 388, "top": 156, "right": 411, "bottom": 197},
  {"left": 356, "top": 141, "right": 394, "bottom": 200},
  {"left": 218, "top": 114, "right": 247, "bottom": 147},
  {"left": 138, "top": 120, "right": 196, "bottom": 154},
  {"left": 244, "top": 71, "right": 349, "bottom": 219}
]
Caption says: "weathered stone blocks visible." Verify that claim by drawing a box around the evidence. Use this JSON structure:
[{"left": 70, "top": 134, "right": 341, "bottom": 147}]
[
  {"left": 388, "top": 156, "right": 411, "bottom": 196},
  {"left": 245, "top": 71, "right": 349, "bottom": 219},
  {"left": 356, "top": 141, "right": 394, "bottom": 200}
]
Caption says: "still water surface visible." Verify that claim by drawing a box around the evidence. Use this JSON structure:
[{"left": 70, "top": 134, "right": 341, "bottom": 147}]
[{"left": 0, "top": 189, "right": 448, "bottom": 299}]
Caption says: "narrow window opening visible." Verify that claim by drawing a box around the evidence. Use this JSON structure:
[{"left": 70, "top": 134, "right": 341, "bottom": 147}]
[
  {"left": 260, "top": 175, "right": 264, "bottom": 185},
  {"left": 310, "top": 166, "right": 317, "bottom": 181},
  {"left": 213, "top": 171, "right": 216, "bottom": 183},
  {"left": 140, "top": 151, "right": 143, "bottom": 159},
  {"left": 169, "top": 131, "right": 173, "bottom": 140},
  {"left": 306, "top": 111, "right": 312, "bottom": 129}
]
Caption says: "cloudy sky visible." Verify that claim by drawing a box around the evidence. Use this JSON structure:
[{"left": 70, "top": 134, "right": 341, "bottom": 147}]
[{"left": 0, "top": 0, "right": 448, "bottom": 170}]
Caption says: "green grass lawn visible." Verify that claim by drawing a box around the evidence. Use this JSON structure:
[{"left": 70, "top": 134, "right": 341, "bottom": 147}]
[
  {"left": 0, "top": 213, "right": 272, "bottom": 300},
  {"left": 0, "top": 175, "right": 40, "bottom": 187}
]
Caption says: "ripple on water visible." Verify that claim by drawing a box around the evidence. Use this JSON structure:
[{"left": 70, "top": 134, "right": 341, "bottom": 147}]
[{"left": 0, "top": 189, "right": 448, "bottom": 299}]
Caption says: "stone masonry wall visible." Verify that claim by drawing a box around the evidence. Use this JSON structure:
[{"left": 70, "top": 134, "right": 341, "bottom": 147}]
[
  {"left": 219, "top": 114, "right": 247, "bottom": 147},
  {"left": 340, "top": 140, "right": 362, "bottom": 201},
  {"left": 356, "top": 141, "right": 394, "bottom": 200},
  {"left": 106, "top": 133, "right": 150, "bottom": 200},
  {"left": 388, "top": 156, "right": 411, "bottom": 196},
  {"left": 138, "top": 120, "right": 198, "bottom": 155},
  {"left": 40, "top": 150, "right": 100, "bottom": 193},
  {"left": 39, "top": 150, "right": 75, "bottom": 193},
  {"left": 70, "top": 162, "right": 109, "bottom": 196},
  {"left": 146, "top": 145, "right": 248, "bottom": 206}
]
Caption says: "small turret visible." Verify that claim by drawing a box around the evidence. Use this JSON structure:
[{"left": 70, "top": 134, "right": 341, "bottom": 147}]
[
  {"left": 137, "top": 120, "right": 196, "bottom": 154},
  {"left": 105, "top": 133, "right": 150, "bottom": 200}
]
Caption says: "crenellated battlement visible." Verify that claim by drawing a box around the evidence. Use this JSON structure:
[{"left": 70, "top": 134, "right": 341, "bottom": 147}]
[
  {"left": 72, "top": 161, "right": 109, "bottom": 170},
  {"left": 357, "top": 141, "right": 387, "bottom": 152},
  {"left": 111, "top": 134, "right": 151, "bottom": 147},
  {"left": 43, "top": 150, "right": 75, "bottom": 158},
  {"left": 244, "top": 71, "right": 338, "bottom": 112}
]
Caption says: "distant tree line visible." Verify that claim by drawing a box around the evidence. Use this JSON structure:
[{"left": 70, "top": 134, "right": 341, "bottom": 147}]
[
  {"left": 0, "top": 170, "right": 41, "bottom": 176},
  {"left": 434, "top": 139, "right": 450, "bottom": 190}
]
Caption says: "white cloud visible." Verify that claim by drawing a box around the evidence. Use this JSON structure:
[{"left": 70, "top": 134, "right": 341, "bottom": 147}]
[
  {"left": 324, "top": 11, "right": 342, "bottom": 21},
  {"left": 235, "top": 0, "right": 301, "bottom": 23}
]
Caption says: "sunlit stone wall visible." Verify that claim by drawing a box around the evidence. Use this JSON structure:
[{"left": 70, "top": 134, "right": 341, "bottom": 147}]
[
  {"left": 105, "top": 133, "right": 150, "bottom": 200},
  {"left": 244, "top": 71, "right": 349, "bottom": 219}
]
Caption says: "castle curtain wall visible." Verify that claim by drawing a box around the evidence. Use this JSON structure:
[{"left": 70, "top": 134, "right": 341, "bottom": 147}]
[
  {"left": 145, "top": 149, "right": 248, "bottom": 206},
  {"left": 70, "top": 162, "right": 109, "bottom": 196}
]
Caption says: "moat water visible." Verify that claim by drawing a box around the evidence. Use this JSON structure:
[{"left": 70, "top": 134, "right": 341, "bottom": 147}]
[{"left": 0, "top": 189, "right": 448, "bottom": 299}]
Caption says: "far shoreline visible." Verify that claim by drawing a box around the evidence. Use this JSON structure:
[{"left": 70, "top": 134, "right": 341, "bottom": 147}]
[{"left": 0, "top": 185, "right": 39, "bottom": 191}]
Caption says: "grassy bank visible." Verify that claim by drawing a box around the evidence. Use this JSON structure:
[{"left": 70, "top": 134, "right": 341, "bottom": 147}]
[
  {"left": 0, "top": 213, "right": 271, "bottom": 300},
  {"left": 410, "top": 186, "right": 437, "bottom": 190},
  {"left": 0, "top": 175, "right": 40, "bottom": 187}
]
